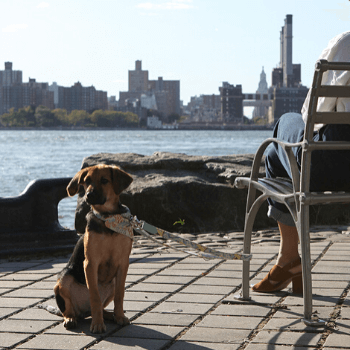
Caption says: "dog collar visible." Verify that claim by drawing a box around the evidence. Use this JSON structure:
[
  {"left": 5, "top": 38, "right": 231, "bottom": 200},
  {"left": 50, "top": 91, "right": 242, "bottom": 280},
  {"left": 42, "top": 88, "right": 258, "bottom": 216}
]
[{"left": 93, "top": 208, "right": 134, "bottom": 240}]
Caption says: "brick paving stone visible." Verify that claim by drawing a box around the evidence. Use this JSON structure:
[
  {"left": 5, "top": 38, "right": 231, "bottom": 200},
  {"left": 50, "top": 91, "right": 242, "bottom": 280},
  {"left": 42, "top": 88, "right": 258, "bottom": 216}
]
[
  {"left": 134, "top": 312, "right": 198, "bottom": 326},
  {"left": 0, "top": 332, "right": 30, "bottom": 348},
  {"left": 180, "top": 285, "right": 233, "bottom": 295},
  {"left": 312, "top": 280, "right": 348, "bottom": 288},
  {"left": 0, "top": 318, "right": 56, "bottom": 333},
  {"left": 112, "top": 324, "right": 184, "bottom": 339},
  {"left": 5, "top": 288, "right": 54, "bottom": 298},
  {"left": 0, "top": 307, "right": 20, "bottom": 319},
  {"left": 89, "top": 338, "right": 169, "bottom": 350},
  {"left": 263, "top": 317, "right": 325, "bottom": 332},
  {"left": 312, "top": 265, "right": 350, "bottom": 274},
  {"left": 206, "top": 269, "right": 255, "bottom": 278},
  {"left": 312, "top": 273, "right": 350, "bottom": 281},
  {"left": 251, "top": 330, "right": 321, "bottom": 346},
  {"left": 9, "top": 307, "right": 62, "bottom": 321},
  {"left": 273, "top": 306, "right": 334, "bottom": 320},
  {"left": 0, "top": 280, "right": 31, "bottom": 289},
  {"left": 224, "top": 293, "right": 283, "bottom": 305},
  {"left": 45, "top": 318, "right": 118, "bottom": 335},
  {"left": 150, "top": 301, "right": 213, "bottom": 315},
  {"left": 0, "top": 297, "right": 43, "bottom": 308},
  {"left": 127, "top": 283, "right": 182, "bottom": 293},
  {"left": 125, "top": 275, "right": 143, "bottom": 283},
  {"left": 129, "top": 263, "right": 173, "bottom": 270},
  {"left": 127, "top": 268, "right": 164, "bottom": 275},
  {"left": 283, "top": 295, "right": 339, "bottom": 307},
  {"left": 1, "top": 273, "right": 49, "bottom": 281},
  {"left": 24, "top": 267, "right": 62, "bottom": 274},
  {"left": 324, "top": 331, "right": 350, "bottom": 348},
  {"left": 245, "top": 345, "right": 316, "bottom": 350},
  {"left": 123, "top": 300, "right": 155, "bottom": 312},
  {"left": 168, "top": 340, "right": 241, "bottom": 350},
  {"left": 212, "top": 304, "right": 271, "bottom": 317},
  {"left": 124, "top": 291, "right": 168, "bottom": 302},
  {"left": 173, "top": 262, "right": 217, "bottom": 270},
  {"left": 192, "top": 277, "right": 241, "bottom": 287},
  {"left": 157, "top": 269, "right": 204, "bottom": 277},
  {"left": 340, "top": 307, "right": 350, "bottom": 319},
  {"left": 16, "top": 333, "right": 97, "bottom": 349},
  {"left": 144, "top": 275, "right": 194, "bottom": 285},
  {"left": 334, "top": 318, "right": 350, "bottom": 330},
  {"left": 168, "top": 293, "right": 223, "bottom": 304},
  {"left": 315, "top": 261, "right": 350, "bottom": 267},
  {"left": 180, "top": 326, "right": 251, "bottom": 343},
  {"left": 197, "top": 315, "right": 262, "bottom": 329},
  {"left": 312, "top": 288, "right": 345, "bottom": 296}
]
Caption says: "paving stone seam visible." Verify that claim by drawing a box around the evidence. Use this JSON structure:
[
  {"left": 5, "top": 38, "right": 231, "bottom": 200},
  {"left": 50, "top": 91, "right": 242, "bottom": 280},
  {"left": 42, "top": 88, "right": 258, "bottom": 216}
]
[
  {"left": 234, "top": 242, "right": 335, "bottom": 350},
  {"left": 0, "top": 271, "right": 63, "bottom": 323},
  {"left": 2, "top": 320, "right": 62, "bottom": 350},
  {"left": 81, "top": 256, "right": 229, "bottom": 350},
  {"left": 314, "top": 276, "right": 350, "bottom": 349}
]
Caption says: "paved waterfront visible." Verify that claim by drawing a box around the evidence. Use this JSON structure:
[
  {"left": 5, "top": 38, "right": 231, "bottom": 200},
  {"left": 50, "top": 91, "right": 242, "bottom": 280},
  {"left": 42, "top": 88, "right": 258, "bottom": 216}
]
[{"left": 1, "top": 226, "right": 350, "bottom": 349}]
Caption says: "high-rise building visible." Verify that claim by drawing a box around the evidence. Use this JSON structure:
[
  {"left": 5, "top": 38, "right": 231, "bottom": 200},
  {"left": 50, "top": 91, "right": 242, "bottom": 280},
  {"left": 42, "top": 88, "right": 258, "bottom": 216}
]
[
  {"left": 0, "top": 62, "right": 22, "bottom": 87},
  {"left": 0, "top": 63, "right": 54, "bottom": 114},
  {"left": 129, "top": 60, "right": 149, "bottom": 92},
  {"left": 119, "top": 61, "right": 180, "bottom": 118},
  {"left": 268, "top": 15, "right": 308, "bottom": 124},
  {"left": 253, "top": 67, "right": 271, "bottom": 119},
  {"left": 49, "top": 82, "right": 108, "bottom": 112},
  {"left": 219, "top": 82, "right": 243, "bottom": 122}
]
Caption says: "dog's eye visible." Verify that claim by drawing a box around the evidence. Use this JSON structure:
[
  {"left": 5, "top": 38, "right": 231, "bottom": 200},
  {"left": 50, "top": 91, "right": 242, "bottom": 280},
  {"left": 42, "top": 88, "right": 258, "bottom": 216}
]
[{"left": 101, "top": 178, "right": 108, "bottom": 185}]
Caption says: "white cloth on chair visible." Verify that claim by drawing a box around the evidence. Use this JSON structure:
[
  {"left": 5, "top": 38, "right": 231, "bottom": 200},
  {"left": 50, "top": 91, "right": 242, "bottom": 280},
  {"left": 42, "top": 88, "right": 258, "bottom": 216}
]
[{"left": 301, "top": 31, "right": 350, "bottom": 131}]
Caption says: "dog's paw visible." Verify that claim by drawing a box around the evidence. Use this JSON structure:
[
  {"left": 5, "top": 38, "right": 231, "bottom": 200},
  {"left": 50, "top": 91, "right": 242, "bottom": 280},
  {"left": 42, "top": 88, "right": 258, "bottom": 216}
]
[
  {"left": 90, "top": 321, "right": 106, "bottom": 334},
  {"left": 114, "top": 315, "right": 130, "bottom": 326},
  {"left": 63, "top": 318, "right": 77, "bottom": 329}
]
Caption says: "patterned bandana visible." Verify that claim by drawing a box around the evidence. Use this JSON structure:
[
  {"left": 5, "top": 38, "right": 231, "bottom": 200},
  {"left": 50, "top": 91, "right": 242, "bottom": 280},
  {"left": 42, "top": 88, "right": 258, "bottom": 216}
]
[{"left": 93, "top": 208, "right": 134, "bottom": 240}]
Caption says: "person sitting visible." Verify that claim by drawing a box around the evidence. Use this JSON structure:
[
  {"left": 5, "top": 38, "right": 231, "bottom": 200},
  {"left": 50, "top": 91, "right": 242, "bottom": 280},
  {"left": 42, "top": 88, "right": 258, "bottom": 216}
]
[{"left": 252, "top": 31, "right": 350, "bottom": 293}]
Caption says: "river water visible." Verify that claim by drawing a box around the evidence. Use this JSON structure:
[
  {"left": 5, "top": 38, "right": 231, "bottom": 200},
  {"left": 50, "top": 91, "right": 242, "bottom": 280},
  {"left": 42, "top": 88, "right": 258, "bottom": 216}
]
[{"left": 0, "top": 129, "right": 272, "bottom": 228}]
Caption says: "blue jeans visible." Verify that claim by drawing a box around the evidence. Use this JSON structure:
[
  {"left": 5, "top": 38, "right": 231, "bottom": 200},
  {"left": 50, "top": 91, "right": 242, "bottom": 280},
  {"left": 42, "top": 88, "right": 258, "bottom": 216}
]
[{"left": 265, "top": 113, "right": 350, "bottom": 226}]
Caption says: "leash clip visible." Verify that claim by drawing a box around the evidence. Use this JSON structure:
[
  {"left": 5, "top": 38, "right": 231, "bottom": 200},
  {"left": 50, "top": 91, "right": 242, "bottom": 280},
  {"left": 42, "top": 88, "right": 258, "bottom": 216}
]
[{"left": 129, "top": 215, "right": 144, "bottom": 230}]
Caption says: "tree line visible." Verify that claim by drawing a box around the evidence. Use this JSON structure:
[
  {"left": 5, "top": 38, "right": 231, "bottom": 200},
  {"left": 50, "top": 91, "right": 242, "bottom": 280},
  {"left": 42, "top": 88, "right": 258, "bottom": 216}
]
[{"left": 0, "top": 106, "right": 139, "bottom": 128}]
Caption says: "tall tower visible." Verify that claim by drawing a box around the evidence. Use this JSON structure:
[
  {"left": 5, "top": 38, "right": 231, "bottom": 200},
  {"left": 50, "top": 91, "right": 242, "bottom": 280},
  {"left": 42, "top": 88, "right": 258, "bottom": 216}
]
[
  {"left": 128, "top": 60, "right": 149, "bottom": 92},
  {"left": 282, "top": 15, "right": 293, "bottom": 87}
]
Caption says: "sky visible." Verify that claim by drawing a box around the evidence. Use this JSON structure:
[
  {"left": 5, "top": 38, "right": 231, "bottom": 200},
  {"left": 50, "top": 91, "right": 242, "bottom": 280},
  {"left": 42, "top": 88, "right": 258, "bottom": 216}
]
[{"left": 1, "top": 0, "right": 350, "bottom": 116}]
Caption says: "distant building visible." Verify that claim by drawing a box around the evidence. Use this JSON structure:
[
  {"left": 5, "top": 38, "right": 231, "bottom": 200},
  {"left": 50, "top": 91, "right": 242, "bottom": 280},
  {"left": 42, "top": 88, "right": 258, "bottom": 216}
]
[
  {"left": 0, "top": 62, "right": 22, "bottom": 86},
  {"left": 0, "top": 62, "right": 54, "bottom": 114},
  {"left": 119, "top": 61, "right": 180, "bottom": 119},
  {"left": 219, "top": 82, "right": 244, "bottom": 122},
  {"left": 268, "top": 15, "right": 308, "bottom": 124},
  {"left": 252, "top": 67, "right": 271, "bottom": 119},
  {"left": 49, "top": 81, "right": 108, "bottom": 112},
  {"left": 129, "top": 60, "right": 149, "bottom": 92},
  {"left": 147, "top": 116, "right": 162, "bottom": 129}
]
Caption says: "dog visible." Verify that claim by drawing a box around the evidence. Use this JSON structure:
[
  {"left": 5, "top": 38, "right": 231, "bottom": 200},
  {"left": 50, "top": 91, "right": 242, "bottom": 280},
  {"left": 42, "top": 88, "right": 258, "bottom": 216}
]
[{"left": 54, "top": 164, "right": 133, "bottom": 334}]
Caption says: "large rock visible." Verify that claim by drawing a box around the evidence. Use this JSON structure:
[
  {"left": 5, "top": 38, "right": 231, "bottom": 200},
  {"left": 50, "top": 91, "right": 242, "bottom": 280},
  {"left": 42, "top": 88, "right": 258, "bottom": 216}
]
[
  {"left": 74, "top": 152, "right": 350, "bottom": 234},
  {"left": 74, "top": 152, "right": 273, "bottom": 233}
]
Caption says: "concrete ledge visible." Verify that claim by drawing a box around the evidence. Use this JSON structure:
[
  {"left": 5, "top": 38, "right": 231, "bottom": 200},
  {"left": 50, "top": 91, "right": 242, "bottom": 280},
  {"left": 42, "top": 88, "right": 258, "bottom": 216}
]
[{"left": 0, "top": 177, "right": 78, "bottom": 258}]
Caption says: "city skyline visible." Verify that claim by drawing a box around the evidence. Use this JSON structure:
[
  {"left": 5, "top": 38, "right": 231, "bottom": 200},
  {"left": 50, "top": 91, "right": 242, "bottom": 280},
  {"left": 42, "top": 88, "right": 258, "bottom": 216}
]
[{"left": 1, "top": 0, "right": 349, "bottom": 117}]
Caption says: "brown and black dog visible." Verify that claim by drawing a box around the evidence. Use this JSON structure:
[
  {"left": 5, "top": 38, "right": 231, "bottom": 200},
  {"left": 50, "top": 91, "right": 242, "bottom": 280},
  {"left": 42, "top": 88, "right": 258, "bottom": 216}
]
[{"left": 54, "top": 164, "right": 133, "bottom": 333}]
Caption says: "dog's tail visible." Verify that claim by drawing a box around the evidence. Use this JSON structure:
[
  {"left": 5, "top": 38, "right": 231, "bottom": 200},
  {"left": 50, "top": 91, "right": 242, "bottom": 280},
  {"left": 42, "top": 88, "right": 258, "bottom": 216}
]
[{"left": 38, "top": 304, "right": 63, "bottom": 316}]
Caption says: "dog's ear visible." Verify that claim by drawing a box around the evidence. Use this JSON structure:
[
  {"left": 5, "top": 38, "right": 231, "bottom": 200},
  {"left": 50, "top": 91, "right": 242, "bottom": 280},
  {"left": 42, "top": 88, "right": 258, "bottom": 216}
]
[
  {"left": 67, "top": 169, "right": 89, "bottom": 197},
  {"left": 111, "top": 166, "right": 133, "bottom": 195}
]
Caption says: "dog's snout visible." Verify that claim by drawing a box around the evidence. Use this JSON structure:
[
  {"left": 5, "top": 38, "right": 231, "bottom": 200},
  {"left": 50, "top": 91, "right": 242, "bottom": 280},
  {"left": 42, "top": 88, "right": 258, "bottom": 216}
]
[
  {"left": 85, "top": 188, "right": 106, "bottom": 205},
  {"left": 86, "top": 190, "right": 96, "bottom": 201}
]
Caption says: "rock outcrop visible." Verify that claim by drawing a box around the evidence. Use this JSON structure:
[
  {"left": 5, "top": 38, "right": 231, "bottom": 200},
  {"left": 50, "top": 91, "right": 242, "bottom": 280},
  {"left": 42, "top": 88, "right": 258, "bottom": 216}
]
[
  {"left": 74, "top": 152, "right": 271, "bottom": 234},
  {"left": 74, "top": 152, "right": 350, "bottom": 234}
]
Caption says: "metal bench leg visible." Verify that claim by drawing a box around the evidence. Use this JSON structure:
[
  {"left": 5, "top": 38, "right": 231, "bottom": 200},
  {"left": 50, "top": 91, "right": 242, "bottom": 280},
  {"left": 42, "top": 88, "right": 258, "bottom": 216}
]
[
  {"left": 298, "top": 206, "right": 325, "bottom": 327},
  {"left": 235, "top": 192, "right": 266, "bottom": 301}
]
